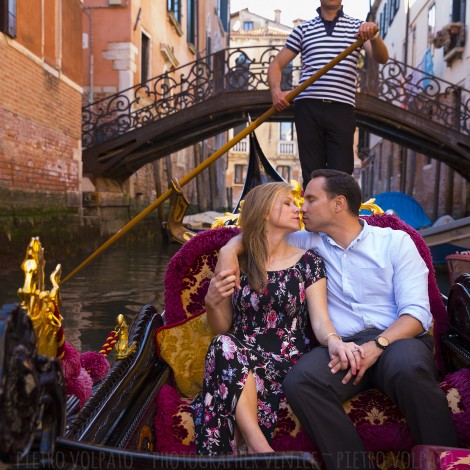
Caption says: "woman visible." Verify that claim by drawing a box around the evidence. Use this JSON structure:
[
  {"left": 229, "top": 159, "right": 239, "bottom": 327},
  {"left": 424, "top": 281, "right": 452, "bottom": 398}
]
[{"left": 192, "top": 182, "right": 363, "bottom": 455}]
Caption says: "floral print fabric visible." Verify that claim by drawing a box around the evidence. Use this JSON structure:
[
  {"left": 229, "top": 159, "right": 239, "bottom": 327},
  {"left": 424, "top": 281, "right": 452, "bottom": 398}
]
[{"left": 192, "top": 249, "right": 326, "bottom": 455}]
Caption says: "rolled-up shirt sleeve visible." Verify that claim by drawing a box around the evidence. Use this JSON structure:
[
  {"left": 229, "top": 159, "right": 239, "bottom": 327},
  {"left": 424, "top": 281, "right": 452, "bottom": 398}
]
[{"left": 392, "top": 233, "right": 433, "bottom": 332}]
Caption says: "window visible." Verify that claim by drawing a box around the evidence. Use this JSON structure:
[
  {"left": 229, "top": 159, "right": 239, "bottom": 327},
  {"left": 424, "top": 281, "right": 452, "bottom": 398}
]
[
  {"left": 218, "top": 0, "right": 229, "bottom": 32},
  {"left": 280, "top": 122, "right": 295, "bottom": 141},
  {"left": 234, "top": 164, "right": 247, "bottom": 184},
  {"left": 141, "top": 32, "right": 151, "bottom": 83},
  {"left": 232, "top": 124, "right": 248, "bottom": 153},
  {"left": 394, "top": 0, "right": 400, "bottom": 15},
  {"left": 277, "top": 165, "right": 291, "bottom": 181},
  {"left": 452, "top": 0, "right": 466, "bottom": 23},
  {"left": 383, "top": 2, "right": 388, "bottom": 36},
  {"left": 0, "top": 0, "right": 16, "bottom": 38},
  {"left": 187, "top": 0, "right": 195, "bottom": 45},
  {"left": 428, "top": 4, "right": 436, "bottom": 49},
  {"left": 243, "top": 21, "right": 253, "bottom": 31},
  {"left": 167, "top": 0, "right": 181, "bottom": 23}
]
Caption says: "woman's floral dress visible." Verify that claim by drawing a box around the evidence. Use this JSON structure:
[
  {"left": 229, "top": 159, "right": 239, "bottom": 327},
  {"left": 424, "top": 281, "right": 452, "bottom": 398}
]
[{"left": 192, "top": 249, "right": 326, "bottom": 455}]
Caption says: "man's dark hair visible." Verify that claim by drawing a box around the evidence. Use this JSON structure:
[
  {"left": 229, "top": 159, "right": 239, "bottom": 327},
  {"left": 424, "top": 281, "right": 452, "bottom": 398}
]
[{"left": 310, "top": 169, "right": 362, "bottom": 215}]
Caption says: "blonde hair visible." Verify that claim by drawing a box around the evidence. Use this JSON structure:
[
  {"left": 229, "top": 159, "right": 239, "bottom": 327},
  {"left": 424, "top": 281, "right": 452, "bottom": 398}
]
[{"left": 239, "top": 182, "right": 292, "bottom": 291}]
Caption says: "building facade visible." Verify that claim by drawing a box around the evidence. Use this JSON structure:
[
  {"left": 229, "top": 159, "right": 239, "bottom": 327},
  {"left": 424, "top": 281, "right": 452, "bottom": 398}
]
[
  {"left": 362, "top": 0, "right": 469, "bottom": 220},
  {"left": 227, "top": 8, "right": 303, "bottom": 205},
  {"left": 81, "top": 0, "right": 230, "bottom": 213},
  {"left": 0, "top": 0, "right": 83, "bottom": 212}
]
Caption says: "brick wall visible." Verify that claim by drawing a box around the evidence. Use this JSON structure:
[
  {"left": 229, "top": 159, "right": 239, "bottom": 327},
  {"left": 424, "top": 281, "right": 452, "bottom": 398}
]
[{"left": 0, "top": 39, "right": 82, "bottom": 207}]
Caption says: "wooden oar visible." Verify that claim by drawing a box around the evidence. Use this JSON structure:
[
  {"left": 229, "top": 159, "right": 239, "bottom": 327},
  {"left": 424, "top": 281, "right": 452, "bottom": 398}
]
[{"left": 61, "top": 33, "right": 373, "bottom": 285}]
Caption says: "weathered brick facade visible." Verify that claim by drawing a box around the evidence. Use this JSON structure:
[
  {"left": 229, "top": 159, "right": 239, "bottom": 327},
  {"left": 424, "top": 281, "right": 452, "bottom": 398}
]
[{"left": 0, "top": 0, "right": 82, "bottom": 210}]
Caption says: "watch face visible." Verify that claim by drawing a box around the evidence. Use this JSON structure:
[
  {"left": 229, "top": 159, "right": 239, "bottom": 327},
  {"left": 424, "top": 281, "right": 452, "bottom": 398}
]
[{"left": 377, "top": 336, "right": 389, "bottom": 347}]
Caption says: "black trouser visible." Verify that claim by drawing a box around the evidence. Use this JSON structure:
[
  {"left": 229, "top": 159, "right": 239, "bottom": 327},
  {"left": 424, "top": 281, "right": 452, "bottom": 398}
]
[
  {"left": 283, "top": 329, "right": 458, "bottom": 470},
  {"left": 294, "top": 99, "right": 356, "bottom": 189}
]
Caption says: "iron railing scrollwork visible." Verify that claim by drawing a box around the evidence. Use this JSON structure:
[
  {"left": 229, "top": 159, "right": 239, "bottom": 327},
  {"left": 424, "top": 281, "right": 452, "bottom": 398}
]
[
  {"left": 82, "top": 46, "right": 290, "bottom": 148},
  {"left": 82, "top": 45, "right": 470, "bottom": 149},
  {"left": 357, "top": 58, "right": 470, "bottom": 134}
]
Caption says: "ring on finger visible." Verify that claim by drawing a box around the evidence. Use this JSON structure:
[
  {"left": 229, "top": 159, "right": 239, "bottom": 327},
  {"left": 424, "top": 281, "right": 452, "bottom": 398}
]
[{"left": 352, "top": 347, "right": 359, "bottom": 352}]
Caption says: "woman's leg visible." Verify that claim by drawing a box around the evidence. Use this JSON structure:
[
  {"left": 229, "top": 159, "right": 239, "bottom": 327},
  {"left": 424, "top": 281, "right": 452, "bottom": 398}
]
[{"left": 235, "top": 370, "right": 274, "bottom": 454}]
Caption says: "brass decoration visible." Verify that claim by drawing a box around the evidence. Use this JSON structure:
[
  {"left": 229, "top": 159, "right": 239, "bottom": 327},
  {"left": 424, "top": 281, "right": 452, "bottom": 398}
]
[
  {"left": 137, "top": 425, "right": 154, "bottom": 452},
  {"left": 17, "top": 238, "right": 64, "bottom": 358},
  {"left": 167, "top": 179, "right": 197, "bottom": 243},
  {"left": 114, "top": 314, "right": 136, "bottom": 360},
  {"left": 359, "top": 198, "right": 385, "bottom": 215},
  {"left": 290, "top": 179, "right": 305, "bottom": 230}
]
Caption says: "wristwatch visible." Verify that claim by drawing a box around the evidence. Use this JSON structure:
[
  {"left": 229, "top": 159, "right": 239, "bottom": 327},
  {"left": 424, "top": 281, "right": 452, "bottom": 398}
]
[{"left": 374, "top": 335, "right": 390, "bottom": 350}]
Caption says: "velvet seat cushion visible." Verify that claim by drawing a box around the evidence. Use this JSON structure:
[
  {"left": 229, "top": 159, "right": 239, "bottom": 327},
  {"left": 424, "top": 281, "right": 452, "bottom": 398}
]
[{"left": 154, "top": 369, "right": 470, "bottom": 458}]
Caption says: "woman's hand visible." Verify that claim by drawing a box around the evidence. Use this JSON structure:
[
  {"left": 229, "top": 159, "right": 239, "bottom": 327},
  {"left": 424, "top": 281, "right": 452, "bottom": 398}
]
[
  {"left": 327, "top": 339, "right": 365, "bottom": 381},
  {"left": 205, "top": 270, "right": 237, "bottom": 308}
]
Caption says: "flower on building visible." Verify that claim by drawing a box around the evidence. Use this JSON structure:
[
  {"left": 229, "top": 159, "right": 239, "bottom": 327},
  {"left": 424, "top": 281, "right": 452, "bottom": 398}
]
[{"left": 433, "top": 28, "right": 450, "bottom": 49}]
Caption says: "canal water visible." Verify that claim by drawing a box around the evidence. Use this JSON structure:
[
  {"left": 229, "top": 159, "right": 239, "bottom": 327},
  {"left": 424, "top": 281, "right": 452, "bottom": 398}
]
[
  {"left": 0, "top": 235, "right": 452, "bottom": 354},
  {"left": 0, "top": 237, "right": 181, "bottom": 353}
]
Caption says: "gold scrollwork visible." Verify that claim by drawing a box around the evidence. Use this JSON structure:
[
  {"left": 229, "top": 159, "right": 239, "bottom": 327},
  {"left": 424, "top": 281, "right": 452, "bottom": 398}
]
[
  {"left": 17, "top": 237, "right": 64, "bottom": 358},
  {"left": 137, "top": 425, "right": 154, "bottom": 452},
  {"left": 114, "top": 314, "right": 137, "bottom": 360}
]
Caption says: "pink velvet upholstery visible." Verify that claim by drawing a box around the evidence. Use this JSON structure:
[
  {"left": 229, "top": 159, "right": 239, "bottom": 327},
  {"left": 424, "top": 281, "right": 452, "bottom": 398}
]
[
  {"left": 154, "top": 369, "right": 470, "bottom": 456},
  {"left": 412, "top": 444, "right": 470, "bottom": 470}
]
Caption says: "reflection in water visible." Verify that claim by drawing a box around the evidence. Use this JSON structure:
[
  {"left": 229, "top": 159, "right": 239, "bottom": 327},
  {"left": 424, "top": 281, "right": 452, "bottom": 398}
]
[{"left": 0, "top": 239, "right": 181, "bottom": 353}]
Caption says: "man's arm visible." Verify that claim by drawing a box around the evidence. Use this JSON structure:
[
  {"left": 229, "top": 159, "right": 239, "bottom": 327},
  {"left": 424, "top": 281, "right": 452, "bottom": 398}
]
[
  {"left": 359, "top": 21, "right": 389, "bottom": 64},
  {"left": 333, "top": 233, "right": 431, "bottom": 384},
  {"left": 268, "top": 47, "right": 298, "bottom": 112}
]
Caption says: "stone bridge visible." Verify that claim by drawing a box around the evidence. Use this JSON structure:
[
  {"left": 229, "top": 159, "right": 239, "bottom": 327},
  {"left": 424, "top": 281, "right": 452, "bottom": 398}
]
[{"left": 82, "top": 46, "right": 470, "bottom": 181}]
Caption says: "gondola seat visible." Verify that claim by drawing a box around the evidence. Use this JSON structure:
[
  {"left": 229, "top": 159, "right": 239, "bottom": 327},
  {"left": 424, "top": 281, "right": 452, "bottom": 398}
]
[{"left": 154, "top": 222, "right": 470, "bottom": 469}]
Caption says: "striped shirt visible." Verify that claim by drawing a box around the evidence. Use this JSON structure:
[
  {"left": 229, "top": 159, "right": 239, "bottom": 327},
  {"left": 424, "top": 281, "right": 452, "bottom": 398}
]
[{"left": 285, "top": 8, "right": 363, "bottom": 106}]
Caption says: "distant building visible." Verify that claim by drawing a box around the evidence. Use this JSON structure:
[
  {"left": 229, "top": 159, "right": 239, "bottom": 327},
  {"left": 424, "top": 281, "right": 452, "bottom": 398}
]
[
  {"left": 362, "top": 0, "right": 469, "bottom": 220},
  {"left": 0, "top": 0, "right": 82, "bottom": 212},
  {"left": 227, "top": 8, "right": 302, "bottom": 205},
  {"left": 81, "top": 0, "right": 230, "bottom": 212}
]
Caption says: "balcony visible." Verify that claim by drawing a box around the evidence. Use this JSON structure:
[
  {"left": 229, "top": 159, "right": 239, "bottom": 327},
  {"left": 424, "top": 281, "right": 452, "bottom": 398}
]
[
  {"left": 278, "top": 141, "right": 297, "bottom": 155},
  {"left": 433, "top": 22, "right": 466, "bottom": 65},
  {"left": 232, "top": 138, "right": 249, "bottom": 154}
]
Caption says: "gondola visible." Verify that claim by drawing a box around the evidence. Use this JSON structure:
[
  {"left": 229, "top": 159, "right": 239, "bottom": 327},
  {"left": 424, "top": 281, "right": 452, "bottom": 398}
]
[{"left": 1, "top": 217, "right": 470, "bottom": 470}]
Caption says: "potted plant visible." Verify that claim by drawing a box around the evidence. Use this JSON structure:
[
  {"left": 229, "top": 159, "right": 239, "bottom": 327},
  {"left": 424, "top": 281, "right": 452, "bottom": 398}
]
[{"left": 433, "top": 28, "right": 450, "bottom": 49}]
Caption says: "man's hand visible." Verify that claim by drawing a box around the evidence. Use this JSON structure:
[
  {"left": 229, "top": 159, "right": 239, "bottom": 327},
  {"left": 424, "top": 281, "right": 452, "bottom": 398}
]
[
  {"left": 329, "top": 340, "right": 382, "bottom": 385},
  {"left": 271, "top": 89, "right": 291, "bottom": 112},
  {"left": 356, "top": 22, "right": 379, "bottom": 41},
  {"left": 327, "top": 339, "right": 365, "bottom": 379}
]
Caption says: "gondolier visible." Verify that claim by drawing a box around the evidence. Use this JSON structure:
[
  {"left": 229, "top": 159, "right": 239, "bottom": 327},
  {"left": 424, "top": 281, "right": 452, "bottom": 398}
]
[{"left": 268, "top": 0, "right": 389, "bottom": 188}]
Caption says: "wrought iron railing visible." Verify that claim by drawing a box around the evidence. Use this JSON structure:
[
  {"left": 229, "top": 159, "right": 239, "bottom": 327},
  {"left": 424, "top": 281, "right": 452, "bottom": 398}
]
[
  {"left": 82, "top": 45, "right": 294, "bottom": 148},
  {"left": 357, "top": 58, "right": 470, "bottom": 134},
  {"left": 82, "top": 45, "right": 470, "bottom": 148}
]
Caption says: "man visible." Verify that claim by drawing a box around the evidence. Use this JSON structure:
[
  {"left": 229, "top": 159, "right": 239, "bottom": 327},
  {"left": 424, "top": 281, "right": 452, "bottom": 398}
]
[
  {"left": 217, "top": 170, "right": 457, "bottom": 470},
  {"left": 268, "top": 1, "right": 389, "bottom": 188}
]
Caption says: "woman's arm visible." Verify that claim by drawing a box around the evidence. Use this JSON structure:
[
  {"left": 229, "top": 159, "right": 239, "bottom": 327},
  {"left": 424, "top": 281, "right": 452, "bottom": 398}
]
[
  {"left": 205, "top": 269, "right": 236, "bottom": 334},
  {"left": 216, "top": 235, "right": 244, "bottom": 288}
]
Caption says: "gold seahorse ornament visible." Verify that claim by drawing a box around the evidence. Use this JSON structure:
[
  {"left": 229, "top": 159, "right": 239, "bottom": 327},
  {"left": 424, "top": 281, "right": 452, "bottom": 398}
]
[{"left": 115, "top": 314, "right": 137, "bottom": 360}]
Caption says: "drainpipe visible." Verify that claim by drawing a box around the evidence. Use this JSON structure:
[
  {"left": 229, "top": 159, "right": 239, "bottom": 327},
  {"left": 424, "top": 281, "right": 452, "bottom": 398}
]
[
  {"left": 432, "top": 161, "right": 441, "bottom": 220},
  {"left": 83, "top": 8, "right": 94, "bottom": 104},
  {"left": 82, "top": 0, "right": 130, "bottom": 104},
  {"left": 404, "top": 0, "right": 410, "bottom": 71}
]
